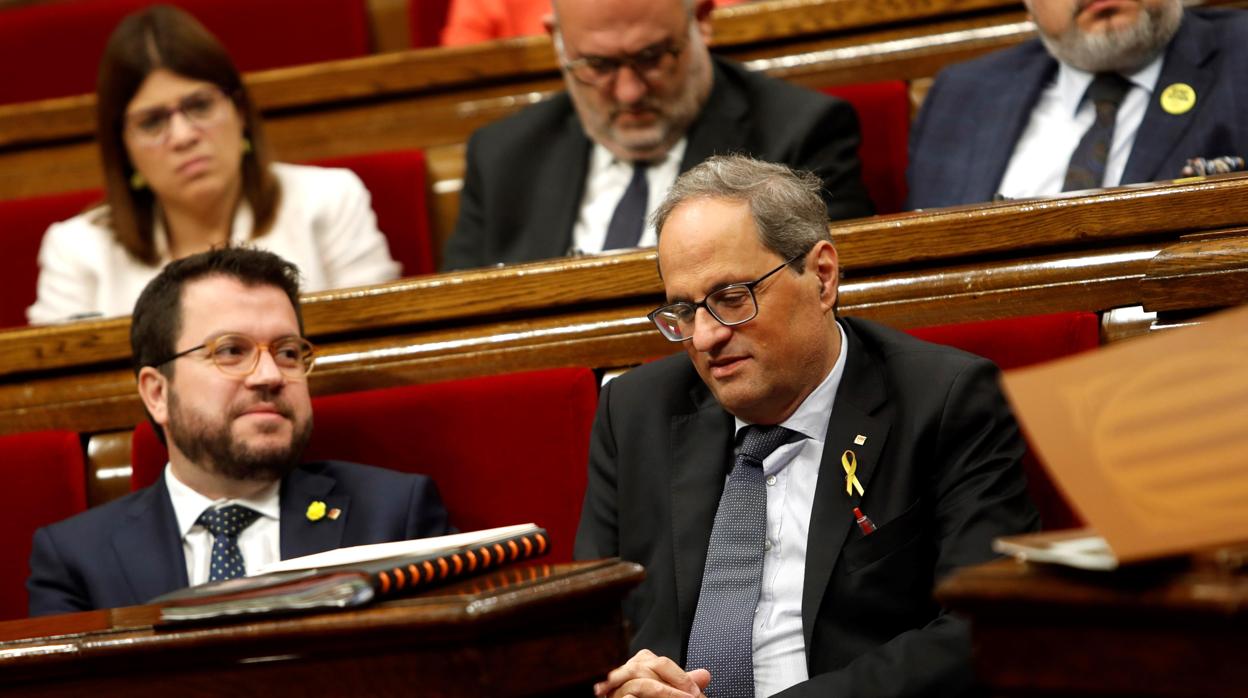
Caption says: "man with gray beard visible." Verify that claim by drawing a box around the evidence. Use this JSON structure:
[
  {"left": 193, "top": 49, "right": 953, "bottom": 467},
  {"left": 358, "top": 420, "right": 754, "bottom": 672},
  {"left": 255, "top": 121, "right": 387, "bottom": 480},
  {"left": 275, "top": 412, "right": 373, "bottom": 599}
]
[
  {"left": 906, "top": 0, "right": 1248, "bottom": 209},
  {"left": 27, "top": 248, "right": 452, "bottom": 616},
  {"left": 441, "top": 0, "right": 873, "bottom": 271}
]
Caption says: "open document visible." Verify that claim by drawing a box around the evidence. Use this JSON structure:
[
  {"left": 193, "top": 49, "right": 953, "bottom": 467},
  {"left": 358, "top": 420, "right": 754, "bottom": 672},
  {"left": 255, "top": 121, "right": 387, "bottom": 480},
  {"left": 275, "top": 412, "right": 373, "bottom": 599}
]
[{"left": 996, "top": 304, "right": 1248, "bottom": 569}]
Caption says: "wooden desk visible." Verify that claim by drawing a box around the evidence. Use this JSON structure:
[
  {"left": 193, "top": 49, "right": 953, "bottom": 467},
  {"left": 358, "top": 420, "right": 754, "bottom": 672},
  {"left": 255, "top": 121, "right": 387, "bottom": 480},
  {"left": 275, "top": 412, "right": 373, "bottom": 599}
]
[
  {"left": 0, "top": 559, "right": 643, "bottom": 697},
  {"left": 936, "top": 558, "right": 1248, "bottom": 697}
]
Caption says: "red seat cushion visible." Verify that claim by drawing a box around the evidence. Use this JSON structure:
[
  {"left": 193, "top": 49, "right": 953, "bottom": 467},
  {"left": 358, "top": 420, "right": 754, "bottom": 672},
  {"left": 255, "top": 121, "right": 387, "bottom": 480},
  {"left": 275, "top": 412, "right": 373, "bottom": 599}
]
[
  {"left": 409, "top": 0, "right": 453, "bottom": 48},
  {"left": 0, "top": 0, "right": 372, "bottom": 105},
  {"left": 310, "top": 150, "right": 434, "bottom": 276},
  {"left": 822, "top": 81, "right": 910, "bottom": 215},
  {"left": 0, "top": 189, "right": 103, "bottom": 329},
  {"left": 0, "top": 431, "right": 87, "bottom": 620},
  {"left": 906, "top": 312, "right": 1101, "bottom": 530},
  {"left": 134, "top": 367, "right": 598, "bottom": 562}
]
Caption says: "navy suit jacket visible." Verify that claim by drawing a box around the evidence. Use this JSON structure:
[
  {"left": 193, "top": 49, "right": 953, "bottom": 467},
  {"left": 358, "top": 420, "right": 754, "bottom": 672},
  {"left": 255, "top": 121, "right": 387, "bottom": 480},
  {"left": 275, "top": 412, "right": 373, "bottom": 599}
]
[
  {"left": 907, "top": 8, "right": 1248, "bottom": 210},
  {"left": 27, "top": 460, "right": 451, "bottom": 616},
  {"left": 575, "top": 317, "right": 1040, "bottom": 697},
  {"left": 442, "top": 56, "right": 874, "bottom": 271}
]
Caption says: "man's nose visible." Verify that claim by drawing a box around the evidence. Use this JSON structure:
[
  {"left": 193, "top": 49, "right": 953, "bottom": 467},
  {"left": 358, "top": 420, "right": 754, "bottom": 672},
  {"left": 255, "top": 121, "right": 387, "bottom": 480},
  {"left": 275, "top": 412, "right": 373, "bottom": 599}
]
[
  {"left": 612, "top": 63, "right": 648, "bottom": 105},
  {"left": 244, "top": 349, "right": 285, "bottom": 388},
  {"left": 690, "top": 307, "right": 731, "bottom": 352}
]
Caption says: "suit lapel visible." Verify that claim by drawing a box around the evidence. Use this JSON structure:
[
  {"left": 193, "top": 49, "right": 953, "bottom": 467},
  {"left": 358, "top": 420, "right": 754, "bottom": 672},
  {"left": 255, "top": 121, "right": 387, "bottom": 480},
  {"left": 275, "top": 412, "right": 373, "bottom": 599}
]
[
  {"left": 112, "top": 478, "right": 187, "bottom": 604},
  {"left": 680, "top": 59, "right": 750, "bottom": 173},
  {"left": 802, "top": 322, "right": 891, "bottom": 649},
  {"left": 964, "top": 45, "right": 1057, "bottom": 202},
  {"left": 669, "top": 384, "right": 736, "bottom": 645},
  {"left": 1121, "top": 13, "right": 1218, "bottom": 184},
  {"left": 279, "top": 467, "right": 349, "bottom": 559},
  {"left": 535, "top": 109, "right": 593, "bottom": 259}
]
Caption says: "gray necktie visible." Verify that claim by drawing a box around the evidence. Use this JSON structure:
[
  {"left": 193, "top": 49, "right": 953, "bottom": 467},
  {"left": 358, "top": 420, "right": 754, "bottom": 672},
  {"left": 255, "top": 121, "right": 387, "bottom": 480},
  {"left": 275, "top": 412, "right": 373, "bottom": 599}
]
[
  {"left": 603, "top": 162, "right": 649, "bottom": 250},
  {"left": 1062, "top": 73, "right": 1132, "bottom": 192},
  {"left": 197, "top": 504, "right": 261, "bottom": 582},
  {"left": 686, "top": 425, "right": 801, "bottom": 698}
]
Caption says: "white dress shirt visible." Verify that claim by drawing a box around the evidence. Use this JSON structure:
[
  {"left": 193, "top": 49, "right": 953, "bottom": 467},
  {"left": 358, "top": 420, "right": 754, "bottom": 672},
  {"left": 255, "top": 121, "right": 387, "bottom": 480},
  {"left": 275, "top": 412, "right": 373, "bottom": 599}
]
[
  {"left": 165, "top": 465, "right": 282, "bottom": 586},
  {"left": 27, "top": 162, "right": 401, "bottom": 324},
  {"left": 731, "top": 321, "right": 848, "bottom": 697},
  {"left": 997, "top": 55, "right": 1164, "bottom": 199},
  {"left": 570, "top": 139, "right": 687, "bottom": 255}
]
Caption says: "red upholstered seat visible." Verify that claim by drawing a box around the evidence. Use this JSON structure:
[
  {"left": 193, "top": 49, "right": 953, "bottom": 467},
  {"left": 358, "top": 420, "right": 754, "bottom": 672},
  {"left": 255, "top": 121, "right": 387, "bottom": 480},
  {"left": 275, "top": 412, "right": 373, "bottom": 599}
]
[
  {"left": 310, "top": 150, "right": 435, "bottom": 276},
  {"left": 0, "top": 431, "right": 88, "bottom": 620},
  {"left": 906, "top": 312, "right": 1102, "bottom": 530},
  {"left": 0, "top": 0, "right": 372, "bottom": 105},
  {"left": 133, "top": 367, "right": 598, "bottom": 562},
  {"left": 822, "top": 81, "right": 910, "bottom": 215},
  {"left": 409, "top": 0, "right": 453, "bottom": 48},
  {"left": 0, "top": 189, "right": 103, "bottom": 329}
]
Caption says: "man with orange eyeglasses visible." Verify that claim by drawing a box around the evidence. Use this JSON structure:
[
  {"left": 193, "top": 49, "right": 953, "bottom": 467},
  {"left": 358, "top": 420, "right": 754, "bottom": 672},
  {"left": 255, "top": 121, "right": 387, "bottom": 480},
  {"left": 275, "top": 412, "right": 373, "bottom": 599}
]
[{"left": 28, "top": 248, "right": 451, "bottom": 616}]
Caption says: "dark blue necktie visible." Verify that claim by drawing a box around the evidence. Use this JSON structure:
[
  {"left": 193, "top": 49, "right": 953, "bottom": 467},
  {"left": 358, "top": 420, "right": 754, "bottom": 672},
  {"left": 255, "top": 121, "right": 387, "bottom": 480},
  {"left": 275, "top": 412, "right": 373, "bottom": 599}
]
[
  {"left": 603, "top": 163, "right": 649, "bottom": 250},
  {"left": 197, "top": 504, "right": 261, "bottom": 582},
  {"left": 686, "top": 425, "right": 802, "bottom": 698},
  {"left": 1062, "top": 73, "right": 1132, "bottom": 192}
]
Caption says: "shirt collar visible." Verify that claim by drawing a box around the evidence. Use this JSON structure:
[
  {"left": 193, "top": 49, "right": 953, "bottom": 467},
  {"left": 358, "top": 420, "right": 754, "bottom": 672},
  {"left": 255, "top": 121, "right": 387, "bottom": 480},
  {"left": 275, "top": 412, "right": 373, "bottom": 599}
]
[
  {"left": 164, "top": 464, "right": 281, "bottom": 539},
  {"left": 1055, "top": 53, "right": 1165, "bottom": 117},
  {"left": 734, "top": 320, "right": 848, "bottom": 444},
  {"left": 588, "top": 137, "right": 688, "bottom": 174}
]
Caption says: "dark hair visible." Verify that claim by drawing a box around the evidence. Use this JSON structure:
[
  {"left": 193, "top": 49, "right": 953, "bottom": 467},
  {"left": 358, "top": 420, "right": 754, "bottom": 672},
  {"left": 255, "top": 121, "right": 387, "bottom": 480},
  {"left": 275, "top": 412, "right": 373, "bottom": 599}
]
[{"left": 96, "top": 5, "right": 280, "bottom": 266}]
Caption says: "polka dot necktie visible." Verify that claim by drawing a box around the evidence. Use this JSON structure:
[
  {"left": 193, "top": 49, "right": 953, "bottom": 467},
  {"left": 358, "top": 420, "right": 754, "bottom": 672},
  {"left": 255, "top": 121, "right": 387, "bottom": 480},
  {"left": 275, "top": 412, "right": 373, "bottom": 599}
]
[
  {"left": 197, "top": 504, "right": 261, "bottom": 583},
  {"left": 686, "top": 425, "right": 802, "bottom": 698},
  {"left": 1062, "top": 72, "right": 1132, "bottom": 192}
]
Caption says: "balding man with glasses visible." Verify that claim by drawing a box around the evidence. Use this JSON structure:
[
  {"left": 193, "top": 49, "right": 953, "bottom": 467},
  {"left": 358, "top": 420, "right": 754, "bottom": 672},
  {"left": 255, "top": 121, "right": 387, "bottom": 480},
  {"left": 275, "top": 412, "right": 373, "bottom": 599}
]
[
  {"left": 576, "top": 155, "right": 1037, "bottom": 698},
  {"left": 28, "top": 248, "right": 451, "bottom": 616},
  {"left": 440, "top": 0, "right": 873, "bottom": 272}
]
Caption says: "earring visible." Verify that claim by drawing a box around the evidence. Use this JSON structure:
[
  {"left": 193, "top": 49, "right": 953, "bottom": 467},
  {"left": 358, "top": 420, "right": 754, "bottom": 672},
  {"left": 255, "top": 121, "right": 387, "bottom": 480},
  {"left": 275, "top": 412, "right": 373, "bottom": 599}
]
[
  {"left": 242, "top": 137, "right": 253, "bottom": 154},
  {"left": 129, "top": 171, "right": 147, "bottom": 190}
]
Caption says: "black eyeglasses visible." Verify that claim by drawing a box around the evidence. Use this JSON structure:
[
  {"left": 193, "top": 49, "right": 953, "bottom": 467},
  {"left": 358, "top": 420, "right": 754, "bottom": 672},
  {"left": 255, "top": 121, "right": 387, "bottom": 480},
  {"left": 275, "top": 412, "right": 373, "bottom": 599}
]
[
  {"left": 152, "top": 334, "right": 316, "bottom": 379},
  {"left": 647, "top": 253, "right": 804, "bottom": 342}
]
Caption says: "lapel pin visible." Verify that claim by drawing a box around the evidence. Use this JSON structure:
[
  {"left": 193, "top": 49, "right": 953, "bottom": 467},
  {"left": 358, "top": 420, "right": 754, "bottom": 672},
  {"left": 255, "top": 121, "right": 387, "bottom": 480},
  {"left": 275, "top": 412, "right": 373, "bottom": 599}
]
[
  {"left": 1160, "top": 82, "right": 1195, "bottom": 115},
  {"left": 306, "top": 500, "right": 327, "bottom": 522},
  {"left": 327, "top": 507, "right": 342, "bottom": 521},
  {"left": 854, "top": 434, "right": 867, "bottom": 445},
  {"left": 842, "top": 449, "right": 865, "bottom": 497}
]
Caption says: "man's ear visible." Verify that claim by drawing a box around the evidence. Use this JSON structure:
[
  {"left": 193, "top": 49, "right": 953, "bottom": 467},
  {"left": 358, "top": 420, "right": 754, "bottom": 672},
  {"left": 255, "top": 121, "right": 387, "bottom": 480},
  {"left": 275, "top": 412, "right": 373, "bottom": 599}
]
[
  {"left": 810, "top": 240, "right": 839, "bottom": 312},
  {"left": 137, "top": 366, "right": 171, "bottom": 429},
  {"left": 694, "top": 0, "right": 715, "bottom": 41}
]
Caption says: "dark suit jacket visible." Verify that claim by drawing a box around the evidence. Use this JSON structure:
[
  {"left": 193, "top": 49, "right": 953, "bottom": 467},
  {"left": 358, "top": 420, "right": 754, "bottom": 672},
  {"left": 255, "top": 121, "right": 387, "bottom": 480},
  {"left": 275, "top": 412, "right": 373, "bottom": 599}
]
[
  {"left": 906, "top": 8, "right": 1248, "bottom": 210},
  {"left": 442, "top": 56, "right": 874, "bottom": 270},
  {"left": 575, "top": 317, "right": 1040, "bottom": 697},
  {"left": 27, "top": 460, "right": 451, "bottom": 616}
]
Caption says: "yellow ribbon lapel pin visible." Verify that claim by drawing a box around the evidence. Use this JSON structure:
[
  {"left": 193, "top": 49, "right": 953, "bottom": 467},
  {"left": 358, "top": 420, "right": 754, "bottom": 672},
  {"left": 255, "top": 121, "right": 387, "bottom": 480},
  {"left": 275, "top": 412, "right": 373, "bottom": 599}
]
[
  {"left": 842, "top": 449, "right": 865, "bottom": 497},
  {"left": 306, "top": 500, "right": 327, "bottom": 522}
]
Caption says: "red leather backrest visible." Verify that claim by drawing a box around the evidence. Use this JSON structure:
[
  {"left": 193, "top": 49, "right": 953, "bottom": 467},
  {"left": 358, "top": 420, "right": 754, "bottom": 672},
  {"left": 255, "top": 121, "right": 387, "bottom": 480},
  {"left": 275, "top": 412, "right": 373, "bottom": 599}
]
[
  {"left": 0, "top": 0, "right": 372, "bottom": 106},
  {"left": 0, "top": 189, "right": 103, "bottom": 329},
  {"left": 0, "top": 431, "right": 87, "bottom": 620},
  {"left": 133, "top": 367, "right": 598, "bottom": 562},
  {"left": 409, "top": 0, "right": 453, "bottom": 47},
  {"left": 309, "top": 150, "right": 434, "bottom": 277},
  {"left": 906, "top": 312, "right": 1102, "bottom": 529},
  {"left": 821, "top": 81, "right": 910, "bottom": 215}
]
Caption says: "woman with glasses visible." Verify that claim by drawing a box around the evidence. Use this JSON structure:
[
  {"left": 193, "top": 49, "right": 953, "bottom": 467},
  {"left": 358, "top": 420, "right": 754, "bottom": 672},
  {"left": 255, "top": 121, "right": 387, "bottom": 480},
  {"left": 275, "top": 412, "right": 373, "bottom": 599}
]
[{"left": 27, "top": 5, "right": 400, "bottom": 324}]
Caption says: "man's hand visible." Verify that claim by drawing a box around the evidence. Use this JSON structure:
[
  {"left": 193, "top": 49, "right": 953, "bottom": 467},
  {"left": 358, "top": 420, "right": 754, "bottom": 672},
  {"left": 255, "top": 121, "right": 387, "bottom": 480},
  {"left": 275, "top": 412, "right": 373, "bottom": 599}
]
[{"left": 594, "top": 649, "right": 712, "bottom": 698}]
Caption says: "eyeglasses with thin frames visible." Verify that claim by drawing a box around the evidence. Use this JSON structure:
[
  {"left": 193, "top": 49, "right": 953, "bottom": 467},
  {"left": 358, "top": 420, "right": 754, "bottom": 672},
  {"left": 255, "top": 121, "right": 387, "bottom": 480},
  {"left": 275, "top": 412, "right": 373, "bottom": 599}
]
[
  {"left": 648, "top": 253, "right": 805, "bottom": 342},
  {"left": 152, "top": 334, "right": 316, "bottom": 379},
  {"left": 124, "top": 86, "right": 235, "bottom": 148},
  {"left": 556, "top": 15, "right": 691, "bottom": 88}
]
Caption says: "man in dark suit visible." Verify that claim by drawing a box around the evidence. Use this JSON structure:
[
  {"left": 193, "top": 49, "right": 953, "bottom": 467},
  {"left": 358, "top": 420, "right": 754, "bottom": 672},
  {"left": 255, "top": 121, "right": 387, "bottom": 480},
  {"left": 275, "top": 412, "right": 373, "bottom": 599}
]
[
  {"left": 907, "top": 1, "right": 1248, "bottom": 210},
  {"left": 27, "top": 248, "right": 451, "bottom": 616},
  {"left": 441, "top": 0, "right": 872, "bottom": 271},
  {"left": 576, "top": 155, "right": 1038, "bottom": 697}
]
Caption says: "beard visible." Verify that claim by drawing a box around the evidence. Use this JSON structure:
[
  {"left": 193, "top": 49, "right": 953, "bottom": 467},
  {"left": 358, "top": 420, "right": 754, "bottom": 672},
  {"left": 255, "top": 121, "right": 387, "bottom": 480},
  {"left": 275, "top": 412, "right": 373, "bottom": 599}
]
[
  {"left": 1037, "top": 1, "right": 1183, "bottom": 73},
  {"left": 166, "top": 390, "right": 312, "bottom": 483}
]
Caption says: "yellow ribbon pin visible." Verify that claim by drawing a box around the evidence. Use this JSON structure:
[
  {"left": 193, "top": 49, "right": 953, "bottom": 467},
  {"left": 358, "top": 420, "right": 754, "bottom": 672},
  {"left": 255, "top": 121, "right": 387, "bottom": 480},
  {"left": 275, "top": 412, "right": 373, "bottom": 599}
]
[
  {"left": 306, "top": 500, "right": 327, "bottom": 522},
  {"left": 842, "top": 450, "right": 864, "bottom": 497},
  {"left": 1159, "top": 82, "right": 1195, "bottom": 115}
]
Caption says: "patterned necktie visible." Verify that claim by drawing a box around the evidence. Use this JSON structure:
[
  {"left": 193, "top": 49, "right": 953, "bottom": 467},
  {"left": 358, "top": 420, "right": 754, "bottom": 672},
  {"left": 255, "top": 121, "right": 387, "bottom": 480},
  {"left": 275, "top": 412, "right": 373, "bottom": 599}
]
[
  {"left": 603, "top": 162, "right": 649, "bottom": 250},
  {"left": 1062, "top": 72, "right": 1133, "bottom": 192},
  {"left": 197, "top": 504, "right": 261, "bottom": 582},
  {"left": 686, "top": 425, "right": 801, "bottom": 698}
]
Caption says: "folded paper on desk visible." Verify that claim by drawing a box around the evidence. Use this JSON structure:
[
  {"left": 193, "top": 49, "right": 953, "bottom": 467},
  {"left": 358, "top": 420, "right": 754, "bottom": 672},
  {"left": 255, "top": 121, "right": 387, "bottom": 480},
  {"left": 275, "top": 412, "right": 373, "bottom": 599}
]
[
  {"left": 999, "top": 303, "right": 1248, "bottom": 568},
  {"left": 153, "top": 523, "right": 548, "bottom": 623}
]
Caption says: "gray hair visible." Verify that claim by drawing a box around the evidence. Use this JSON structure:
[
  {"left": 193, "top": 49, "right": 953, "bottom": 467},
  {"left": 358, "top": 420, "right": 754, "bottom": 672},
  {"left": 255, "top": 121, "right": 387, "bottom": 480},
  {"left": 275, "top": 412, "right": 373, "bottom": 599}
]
[{"left": 652, "top": 154, "right": 831, "bottom": 268}]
